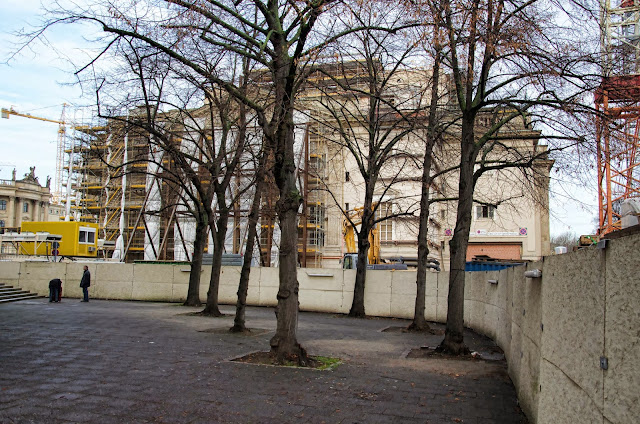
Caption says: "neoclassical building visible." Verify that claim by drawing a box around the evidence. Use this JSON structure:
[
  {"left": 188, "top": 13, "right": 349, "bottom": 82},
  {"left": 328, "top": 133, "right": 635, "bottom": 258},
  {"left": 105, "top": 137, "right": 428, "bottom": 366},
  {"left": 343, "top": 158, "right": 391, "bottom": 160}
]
[{"left": 0, "top": 168, "right": 53, "bottom": 232}]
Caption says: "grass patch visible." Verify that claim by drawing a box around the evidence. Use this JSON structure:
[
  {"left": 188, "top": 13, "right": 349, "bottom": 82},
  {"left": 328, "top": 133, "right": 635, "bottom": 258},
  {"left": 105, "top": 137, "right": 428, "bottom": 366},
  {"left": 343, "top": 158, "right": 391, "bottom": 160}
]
[
  {"left": 313, "top": 356, "right": 343, "bottom": 370},
  {"left": 231, "top": 351, "right": 343, "bottom": 370}
]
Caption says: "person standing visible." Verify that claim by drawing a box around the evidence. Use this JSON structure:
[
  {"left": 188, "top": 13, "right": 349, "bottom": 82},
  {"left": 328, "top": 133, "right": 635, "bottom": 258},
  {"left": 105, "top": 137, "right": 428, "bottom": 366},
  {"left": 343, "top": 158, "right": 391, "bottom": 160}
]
[
  {"left": 48, "top": 278, "right": 62, "bottom": 303},
  {"left": 80, "top": 265, "right": 90, "bottom": 302}
]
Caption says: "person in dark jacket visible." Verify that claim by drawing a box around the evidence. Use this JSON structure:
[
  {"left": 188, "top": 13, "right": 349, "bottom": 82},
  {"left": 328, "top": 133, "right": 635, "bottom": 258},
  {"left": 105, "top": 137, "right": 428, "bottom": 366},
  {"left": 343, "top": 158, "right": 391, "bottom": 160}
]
[
  {"left": 49, "top": 278, "right": 62, "bottom": 303},
  {"left": 80, "top": 266, "right": 90, "bottom": 302}
]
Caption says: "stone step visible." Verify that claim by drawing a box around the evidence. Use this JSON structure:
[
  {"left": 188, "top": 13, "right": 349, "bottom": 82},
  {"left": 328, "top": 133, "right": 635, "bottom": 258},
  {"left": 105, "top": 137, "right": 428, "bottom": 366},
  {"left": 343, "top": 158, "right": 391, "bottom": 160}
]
[
  {"left": 0, "top": 293, "right": 41, "bottom": 303},
  {"left": 0, "top": 284, "right": 42, "bottom": 303},
  {"left": 0, "top": 287, "right": 21, "bottom": 293}
]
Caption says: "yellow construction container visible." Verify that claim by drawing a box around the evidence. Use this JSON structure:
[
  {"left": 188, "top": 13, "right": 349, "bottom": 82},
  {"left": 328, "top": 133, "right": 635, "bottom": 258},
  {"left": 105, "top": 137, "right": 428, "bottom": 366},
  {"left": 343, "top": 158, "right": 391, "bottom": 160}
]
[{"left": 20, "top": 221, "right": 99, "bottom": 258}]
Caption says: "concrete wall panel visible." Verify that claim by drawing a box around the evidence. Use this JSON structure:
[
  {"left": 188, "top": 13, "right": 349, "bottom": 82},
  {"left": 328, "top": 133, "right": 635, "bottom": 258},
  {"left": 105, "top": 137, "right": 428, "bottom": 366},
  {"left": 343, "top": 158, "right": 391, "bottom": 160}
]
[
  {"left": 603, "top": 235, "right": 640, "bottom": 424},
  {"left": 538, "top": 360, "right": 602, "bottom": 424},
  {"left": 131, "top": 281, "right": 173, "bottom": 301},
  {"left": 172, "top": 266, "right": 192, "bottom": 286},
  {"left": 509, "top": 322, "right": 524, "bottom": 393},
  {"left": 518, "top": 334, "right": 541, "bottom": 423},
  {"left": 299, "top": 269, "right": 342, "bottom": 291},
  {"left": 171, "top": 282, "right": 188, "bottom": 303},
  {"left": 246, "top": 267, "right": 261, "bottom": 305},
  {"left": 217, "top": 267, "right": 242, "bottom": 304},
  {"left": 299, "top": 289, "right": 344, "bottom": 313},
  {"left": 540, "top": 249, "right": 604, "bottom": 418},
  {"left": 198, "top": 268, "right": 213, "bottom": 303},
  {"left": 0, "top": 261, "right": 21, "bottom": 286},
  {"left": 257, "top": 267, "right": 278, "bottom": 307},
  {"left": 523, "top": 263, "right": 542, "bottom": 348},
  {"left": 390, "top": 271, "right": 416, "bottom": 319},
  {"left": 64, "top": 263, "right": 94, "bottom": 299},
  {"left": 436, "top": 271, "right": 449, "bottom": 323},
  {"left": 17, "top": 262, "right": 66, "bottom": 296},
  {"left": 363, "top": 270, "right": 392, "bottom": 317},
  {"left": 342, "top": 269, "right": 356, "bottom": 293},
  {"left": 134, "top": 264, "right": 175, "bottom": 284}
]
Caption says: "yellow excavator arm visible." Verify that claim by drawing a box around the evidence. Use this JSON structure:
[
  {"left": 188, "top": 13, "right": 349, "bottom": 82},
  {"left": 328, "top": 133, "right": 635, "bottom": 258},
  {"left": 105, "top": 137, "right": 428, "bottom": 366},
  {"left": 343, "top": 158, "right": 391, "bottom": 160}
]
[{"left": 342, "top": 204, "right": 380, "bottom": 265}]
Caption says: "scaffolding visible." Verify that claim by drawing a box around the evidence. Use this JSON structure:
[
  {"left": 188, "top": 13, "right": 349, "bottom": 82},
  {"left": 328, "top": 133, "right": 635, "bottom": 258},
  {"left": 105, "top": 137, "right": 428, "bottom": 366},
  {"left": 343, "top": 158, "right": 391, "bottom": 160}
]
[
  {"left": 596, "top": 0, "right": 640, "bottom": 234},
  {"left": 74, "top": 116, "right": 186, "bottom": 261},
  {"left": 299, "top": 122, "right": 327, "bottom": 267}
]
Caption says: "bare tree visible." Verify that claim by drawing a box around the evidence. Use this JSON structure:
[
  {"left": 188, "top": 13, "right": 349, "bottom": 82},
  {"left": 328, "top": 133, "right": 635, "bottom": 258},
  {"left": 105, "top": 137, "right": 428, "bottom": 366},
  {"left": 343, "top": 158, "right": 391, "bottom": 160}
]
[
  {"left": 427, "top": 0, "right": 599, "bottom": 354},
  {"left": 306, "top": 4, "right": 426, "bottom": 317},
  {"left": 550, "top": 231, "right": 578, "bottom": 249},
  {"left": 409, "top": 17, "right": 450, "bottom": 331},
  {"left": 230, "top": 150, "right": 267, "bottom": 332}
]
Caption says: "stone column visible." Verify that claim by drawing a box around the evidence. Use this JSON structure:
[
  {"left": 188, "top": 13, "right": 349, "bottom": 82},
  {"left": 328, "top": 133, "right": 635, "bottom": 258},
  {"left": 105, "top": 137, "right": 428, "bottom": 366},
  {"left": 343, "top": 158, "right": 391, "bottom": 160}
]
[
  {"left": 8, "top": 197, "right": 16, "bottom": 228},
  {"left": 16, "top": 198, "right": 22, "bottom": 228},
  {"left": 33, "top": 199, "right": 40, "bottom": 222}
]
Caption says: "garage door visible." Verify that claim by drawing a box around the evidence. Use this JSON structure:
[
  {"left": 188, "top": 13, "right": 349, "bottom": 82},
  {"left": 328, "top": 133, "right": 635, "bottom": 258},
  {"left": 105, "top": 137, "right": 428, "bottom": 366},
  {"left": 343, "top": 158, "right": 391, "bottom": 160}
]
[{"left": 466, "top": 243, "right": 522, "bottom": 261}]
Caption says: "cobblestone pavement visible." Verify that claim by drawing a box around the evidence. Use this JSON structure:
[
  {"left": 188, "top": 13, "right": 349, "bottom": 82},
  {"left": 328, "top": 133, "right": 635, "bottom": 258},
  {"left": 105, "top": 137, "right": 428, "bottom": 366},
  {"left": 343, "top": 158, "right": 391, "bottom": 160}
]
[{"left": 0, "top": 299, "right": 527, "bottom": 424}]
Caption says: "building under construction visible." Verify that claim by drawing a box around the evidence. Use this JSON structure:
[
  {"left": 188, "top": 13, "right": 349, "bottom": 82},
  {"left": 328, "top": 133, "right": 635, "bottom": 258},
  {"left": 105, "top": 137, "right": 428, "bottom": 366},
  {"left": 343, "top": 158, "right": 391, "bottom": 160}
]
[
  {"left": 70, "top": 60, "right": 551, "bottom": 268},
  {"left": 72, "top": 104, "right": 329, "bottom": 265}
]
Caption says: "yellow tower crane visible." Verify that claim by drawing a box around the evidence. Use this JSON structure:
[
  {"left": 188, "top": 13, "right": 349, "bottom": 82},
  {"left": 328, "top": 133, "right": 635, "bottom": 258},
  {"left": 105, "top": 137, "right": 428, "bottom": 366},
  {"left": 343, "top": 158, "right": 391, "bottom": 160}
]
[{"left": 1, "top": 104, "right": 70, "bottom": 206}]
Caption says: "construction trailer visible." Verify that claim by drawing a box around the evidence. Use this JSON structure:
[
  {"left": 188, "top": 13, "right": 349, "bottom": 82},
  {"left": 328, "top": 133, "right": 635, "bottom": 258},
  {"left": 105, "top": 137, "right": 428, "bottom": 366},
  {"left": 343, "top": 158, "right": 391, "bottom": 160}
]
[{"left": 20, "top": 221, "right": 99, "bottom": 258}]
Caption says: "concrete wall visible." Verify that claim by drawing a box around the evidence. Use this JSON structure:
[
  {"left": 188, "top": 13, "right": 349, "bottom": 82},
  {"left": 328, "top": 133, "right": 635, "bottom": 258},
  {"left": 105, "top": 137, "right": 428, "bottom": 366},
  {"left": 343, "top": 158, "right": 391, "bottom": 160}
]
[
  {"left": 2, "top": 232, "right": 638, "bottom": 423},
  {"left": 459, "top": 237, "right": 639, "bottom": 424}
]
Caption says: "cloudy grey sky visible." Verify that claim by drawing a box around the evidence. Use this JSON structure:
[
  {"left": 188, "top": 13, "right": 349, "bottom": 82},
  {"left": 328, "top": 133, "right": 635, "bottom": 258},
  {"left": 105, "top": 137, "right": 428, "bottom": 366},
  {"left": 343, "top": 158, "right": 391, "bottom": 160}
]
[{"left": 0, "top": 1, "right": 598, "bottom": 237}]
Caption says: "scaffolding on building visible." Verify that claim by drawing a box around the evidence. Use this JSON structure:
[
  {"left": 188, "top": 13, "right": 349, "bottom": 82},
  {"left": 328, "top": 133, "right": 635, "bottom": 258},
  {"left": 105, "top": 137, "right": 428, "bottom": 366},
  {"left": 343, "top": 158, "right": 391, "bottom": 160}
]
[
  {"left": 74, "top": 117, "right": 189, "bottom": 262},
  {"left": 299, "top": 122, "right": 327, "bottom": 267}
]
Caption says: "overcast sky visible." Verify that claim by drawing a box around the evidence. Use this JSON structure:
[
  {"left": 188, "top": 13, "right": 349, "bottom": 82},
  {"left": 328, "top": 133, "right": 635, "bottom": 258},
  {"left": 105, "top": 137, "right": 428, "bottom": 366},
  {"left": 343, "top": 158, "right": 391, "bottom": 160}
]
[{"left": 0, "top": 1, "right": 598, "bottom": 237}]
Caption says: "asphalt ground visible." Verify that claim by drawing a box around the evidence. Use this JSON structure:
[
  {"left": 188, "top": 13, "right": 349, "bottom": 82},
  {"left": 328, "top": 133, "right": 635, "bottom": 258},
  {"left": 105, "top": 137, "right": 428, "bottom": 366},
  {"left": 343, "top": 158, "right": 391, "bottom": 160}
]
[{"left": 0, "top": 299, "right": 527, "bottom": 424}]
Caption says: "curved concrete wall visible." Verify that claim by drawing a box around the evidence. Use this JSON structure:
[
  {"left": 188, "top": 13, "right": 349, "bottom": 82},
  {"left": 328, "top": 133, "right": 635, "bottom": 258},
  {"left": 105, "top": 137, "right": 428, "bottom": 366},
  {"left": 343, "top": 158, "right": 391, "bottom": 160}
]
[{"left": 3, "top": 232, "right": 638, "bottom": 423}]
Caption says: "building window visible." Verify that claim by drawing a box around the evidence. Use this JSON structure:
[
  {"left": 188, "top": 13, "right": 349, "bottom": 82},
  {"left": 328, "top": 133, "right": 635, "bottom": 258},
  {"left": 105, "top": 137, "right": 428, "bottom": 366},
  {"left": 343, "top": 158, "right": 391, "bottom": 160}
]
[
  {"left": 0, "top": 220, "right": 4, "bottom": 227},
  {"left": 345, "top": 172, "right": 350, "bottom": 182},
  {"left": 345, "top": 203, "right": 350, "bottom": 212},
  {"left": 23, "top": 202, "right": 29, "bottom": 213},
  {"left": 79, "top": 227, "right": 96, "bottom": 244},
  {"left": 378, "top": 203, "right": 394, "bottom": 242},
  {"left": 476, "top": 205, "right": 495, "bottom": 219},
  {"left": 0, "top": 200, "right": 6, "bottom": 211}
]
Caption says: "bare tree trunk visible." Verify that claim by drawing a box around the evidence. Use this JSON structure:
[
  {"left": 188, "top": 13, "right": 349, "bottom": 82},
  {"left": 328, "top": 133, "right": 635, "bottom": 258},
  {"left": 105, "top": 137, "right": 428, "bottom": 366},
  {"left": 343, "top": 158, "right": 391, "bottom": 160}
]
[
  {"left": 438, "top": 117, "right": 476, "bottom": 355},
  {"left": 409, "top": 154, "right": 433, "bottom": 331},
  {"left": 410, "top": 48, "right": 441, "bottom": 331},
  {"left": 267, "top": 96, "right": 307, "bottom": 362},
  {"left": 270, "top": 173, "right": 306, "bottom": 363},
  {"left": 230, "top": 163, "right": 264, "bottom": 333},
  {"left": 349, "top": 228, "right": 370, "bottom": 318},
  {"left": 184, "top": 214, "right": 207, "bottom": 307},
  {"left": 202, "top": 207, "right": 230, "bottom": 317},
  {"left": 349, "top": 194, "right": 374, "bottom": 318}
]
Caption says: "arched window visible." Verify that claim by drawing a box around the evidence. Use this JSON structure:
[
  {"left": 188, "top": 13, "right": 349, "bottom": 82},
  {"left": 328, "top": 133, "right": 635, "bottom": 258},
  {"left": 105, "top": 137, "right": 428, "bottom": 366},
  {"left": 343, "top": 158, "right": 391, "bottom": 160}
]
[{"left": 23, "top": 202, "right": 29, "bottom": 213}]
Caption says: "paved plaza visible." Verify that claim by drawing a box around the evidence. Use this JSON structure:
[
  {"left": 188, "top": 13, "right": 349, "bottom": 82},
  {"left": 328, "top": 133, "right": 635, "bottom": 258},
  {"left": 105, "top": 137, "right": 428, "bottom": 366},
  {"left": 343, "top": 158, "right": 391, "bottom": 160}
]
[{"left": 0, "top": 299, "right": 527, "bottom": 423}]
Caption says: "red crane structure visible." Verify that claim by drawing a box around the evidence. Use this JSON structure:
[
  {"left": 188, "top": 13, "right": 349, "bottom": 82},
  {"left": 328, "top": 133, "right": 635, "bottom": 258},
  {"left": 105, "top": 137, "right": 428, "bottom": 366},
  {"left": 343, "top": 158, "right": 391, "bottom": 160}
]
[{"left": 596, "top": 0, "right": 640, "bottom": 234}]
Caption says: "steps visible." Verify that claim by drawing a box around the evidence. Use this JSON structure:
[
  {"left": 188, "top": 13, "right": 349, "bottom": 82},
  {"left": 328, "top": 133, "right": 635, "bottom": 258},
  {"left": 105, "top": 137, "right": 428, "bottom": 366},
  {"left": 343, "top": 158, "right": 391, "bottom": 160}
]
[{"left": 0, "top": 283, "right": 41, "bottom": 303}]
